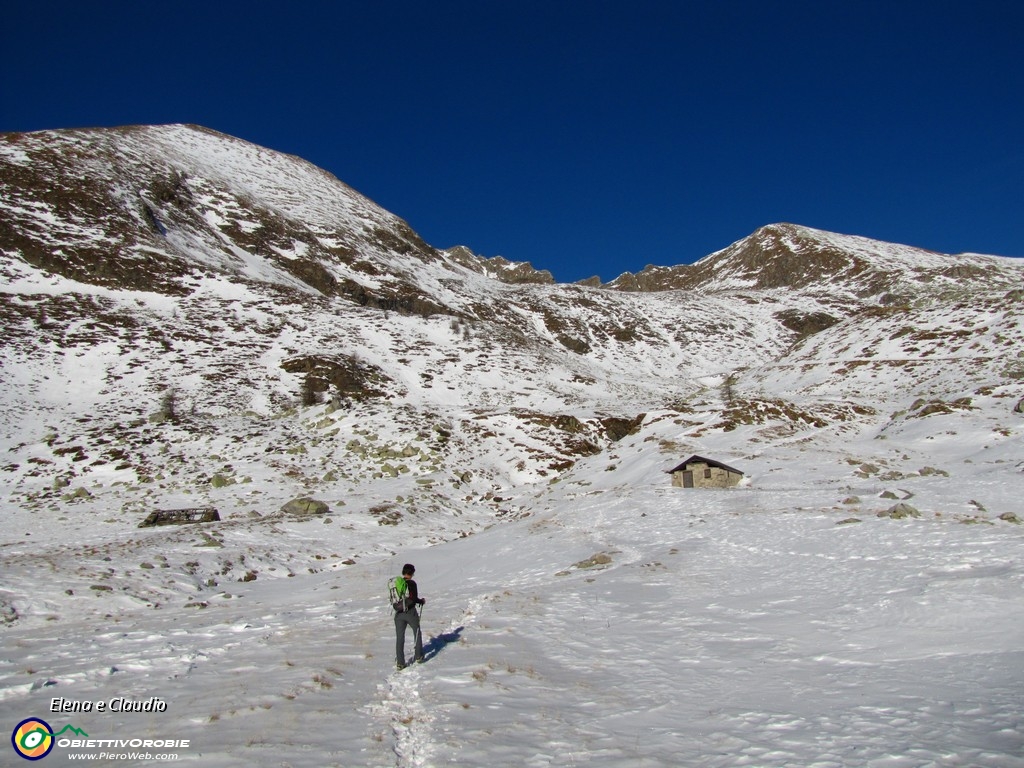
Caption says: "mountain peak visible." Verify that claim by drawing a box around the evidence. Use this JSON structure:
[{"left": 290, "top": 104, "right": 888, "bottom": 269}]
[
  {"left": 605, "top": 222, "right": 1017, "bottom": 299},
  {"left": 444, "top": 246, "right": 555, "bottom": 285}
]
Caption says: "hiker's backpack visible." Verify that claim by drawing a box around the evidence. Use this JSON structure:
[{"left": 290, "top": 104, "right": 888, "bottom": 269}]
[{"left": 388, "top": 576, "right": 408, "bottom": 612}]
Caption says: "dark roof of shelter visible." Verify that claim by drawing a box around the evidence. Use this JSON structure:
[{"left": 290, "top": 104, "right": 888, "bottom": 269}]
[{"left": 666, "top": 455, "right": 744, "bottom": 476}]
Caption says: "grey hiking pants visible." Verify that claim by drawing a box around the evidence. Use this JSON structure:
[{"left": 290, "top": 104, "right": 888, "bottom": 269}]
[{"left": 395, "top": 607, "right": 422, "bottom": 665}]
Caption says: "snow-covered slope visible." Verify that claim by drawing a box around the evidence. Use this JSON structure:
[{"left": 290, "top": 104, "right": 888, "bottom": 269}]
[{"left": 1, "top": 125, "right": 1022, "bottom": 766}]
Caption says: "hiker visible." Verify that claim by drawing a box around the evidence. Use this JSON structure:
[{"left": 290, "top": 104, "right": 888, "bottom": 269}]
[{"left": 393, "top": 563, "right": 426, "bottom": 669}]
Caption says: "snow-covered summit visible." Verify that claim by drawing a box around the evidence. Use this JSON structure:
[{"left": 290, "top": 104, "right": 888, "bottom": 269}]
[{"left": 608, "top": 221, "right": 1021, "bottom": 299}]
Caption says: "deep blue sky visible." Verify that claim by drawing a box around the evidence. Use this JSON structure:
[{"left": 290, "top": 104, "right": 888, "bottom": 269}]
[{"left": 3, "top": 1, "right": 1021, "bottom": 282}]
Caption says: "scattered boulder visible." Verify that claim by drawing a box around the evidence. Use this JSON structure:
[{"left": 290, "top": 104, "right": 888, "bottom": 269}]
[
  {"left": 369, "top": 503, "right": 403, "bottom": 526},
  {"left": 210, "top": 473, "right": 234, "bottom": 488},
  {"left": 281, "top": 497, "right": 330, "bottom": 517},
  {"left": 573, "top": 552, "right": 613, "bottom": 569},
  {"left": 194, "top": 532, "right": 223, "bottom": 548},
  {"left": 1, "top": 597, "right": 19, "bottom": 625},
  {"left": 61, "top": 487, "right": 93, "bottom": 502},
  {"left": 999, "top": 512, "right": 1021, "bottom": 524},
  {"left": 556, "top": 553, "right": 615, "bottom": 576},
  {"left": 878, "top": 502, "right": 921, "bottom": 520},
  {"left": 836, "top": 517, "right": 862, "bottom": 525}
]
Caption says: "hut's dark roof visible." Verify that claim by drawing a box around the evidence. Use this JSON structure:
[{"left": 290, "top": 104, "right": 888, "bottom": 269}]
[{"left": 666, "top": 455, "right": 744, "bottom": 476}]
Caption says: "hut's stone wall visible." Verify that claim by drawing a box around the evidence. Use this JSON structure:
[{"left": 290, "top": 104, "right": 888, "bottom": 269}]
[{"left": 671, "top": 461, "right": 742, "bottom": 489}]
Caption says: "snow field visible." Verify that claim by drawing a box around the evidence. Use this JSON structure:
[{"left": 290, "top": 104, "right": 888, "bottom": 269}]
[{"left": 400, "top": 486, "right": 1024, "bottom": 767}]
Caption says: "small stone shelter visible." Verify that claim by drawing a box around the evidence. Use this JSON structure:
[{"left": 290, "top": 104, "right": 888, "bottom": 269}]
[
  {"left": 138, "top": 507, "right": 220, "bottom": 527},
  {"left": 667, "top": 455, "right": 744, "bottom": 488}
]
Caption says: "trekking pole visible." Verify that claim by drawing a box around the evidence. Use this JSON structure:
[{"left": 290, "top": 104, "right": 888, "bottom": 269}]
[{"left": 415, "top": 602, "right": 425, "bottom": 661}]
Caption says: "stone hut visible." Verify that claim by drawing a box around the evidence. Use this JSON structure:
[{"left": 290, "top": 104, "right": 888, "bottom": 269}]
[
  {"left": 138, "top": 507, "right": 220, "bottom": 527},
  {"left": 667, "top": 455, "right": 744, "bottom": 488}
]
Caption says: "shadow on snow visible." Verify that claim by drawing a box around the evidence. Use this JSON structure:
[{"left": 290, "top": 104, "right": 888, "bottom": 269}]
[{"left": 422, "top": 626, "right": 464, "bottom": 662}]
